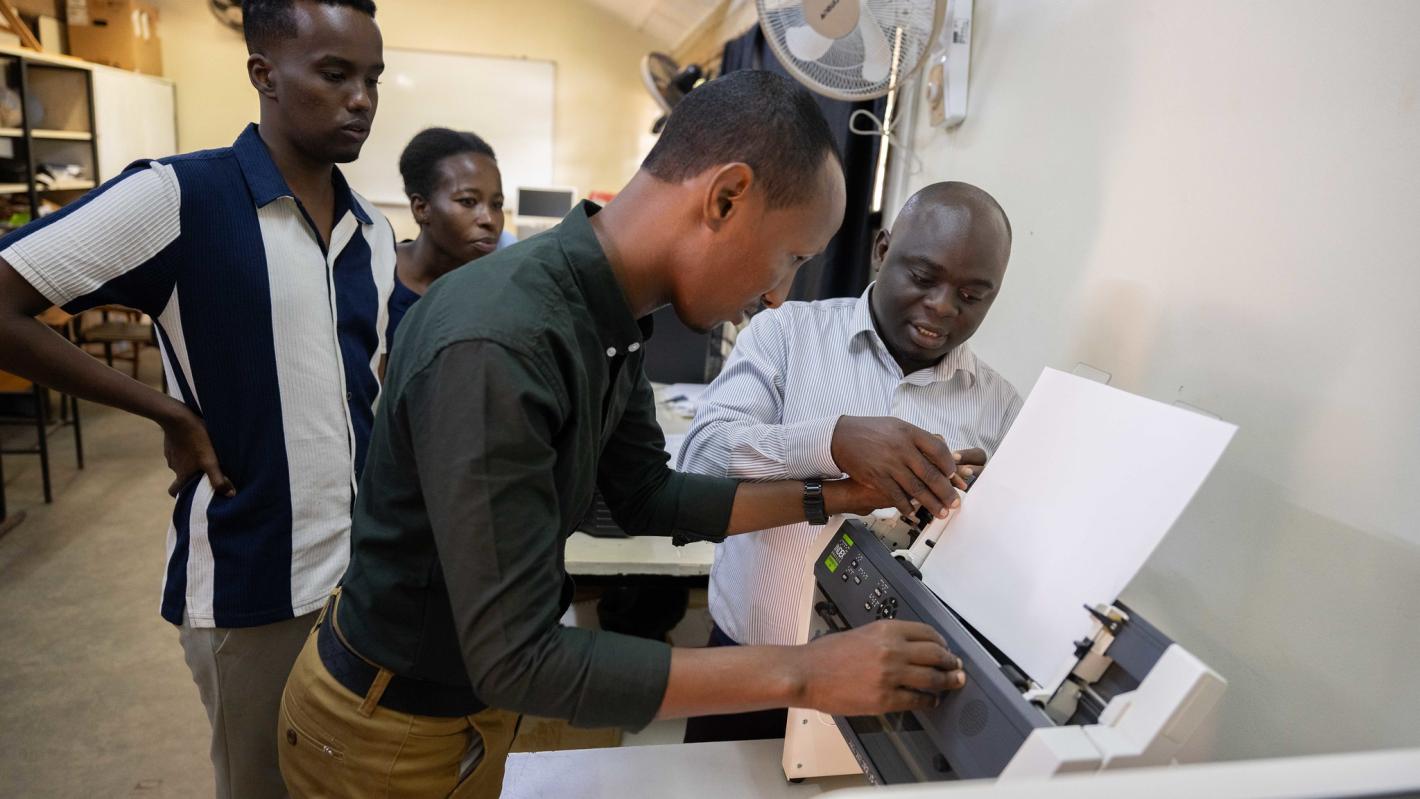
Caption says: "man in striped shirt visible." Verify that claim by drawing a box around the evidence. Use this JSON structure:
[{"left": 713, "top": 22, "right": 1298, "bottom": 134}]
[
  {"left": 0, "top": 2, "right": 391, "bottom": 796},
  {"left": 678, "top": 181, "right": 1022, "bottom": 742}
]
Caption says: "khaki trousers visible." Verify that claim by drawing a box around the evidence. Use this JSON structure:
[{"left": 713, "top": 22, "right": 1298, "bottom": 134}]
[
  {"left": 277, "top": 604, "right": 520, "bottom": 798},
  {"left": 180, "top": 611, "right": 320, "bottom": 799}
]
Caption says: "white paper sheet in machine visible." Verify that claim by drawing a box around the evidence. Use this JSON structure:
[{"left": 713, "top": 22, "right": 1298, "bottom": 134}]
[{"left": 921, "top": 368, "right": 1236, "bottom": 695}]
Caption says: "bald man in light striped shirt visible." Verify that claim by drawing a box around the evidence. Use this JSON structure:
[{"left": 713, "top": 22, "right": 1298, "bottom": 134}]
[{"left": 678, "top": 181, "right": 1023, "bottom": 743}]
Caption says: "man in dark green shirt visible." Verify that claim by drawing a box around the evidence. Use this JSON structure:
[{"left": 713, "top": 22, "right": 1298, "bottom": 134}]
[{"left": 279, "top": 71, "right": 971, "bottom": 798}]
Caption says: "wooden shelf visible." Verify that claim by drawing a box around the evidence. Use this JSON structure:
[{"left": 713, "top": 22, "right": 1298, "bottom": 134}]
[
  {"left": 0, "top": 182, "right": 29, "bottom": 194},
  {"left": 39, "top": 179, "right": 96, "bottom": 192},
  {"left": 0, "top": 129, "right": 97, "bottom": 141},
  {"left": 33, "top": 129, "right": 93, "bottom": 142}
]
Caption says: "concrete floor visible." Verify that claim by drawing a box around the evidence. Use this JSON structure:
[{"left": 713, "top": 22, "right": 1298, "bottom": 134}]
[
  {"left": 0, "top": 376, "right": 212, "bottom": 797},
  {"left": 0, "top": 358, "right": 704, "bottom": 797}
]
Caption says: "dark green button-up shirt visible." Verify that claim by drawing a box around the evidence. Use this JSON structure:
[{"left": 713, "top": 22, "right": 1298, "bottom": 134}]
[{"left": 338, "top": 202, "right": 739, "bottom": 730}]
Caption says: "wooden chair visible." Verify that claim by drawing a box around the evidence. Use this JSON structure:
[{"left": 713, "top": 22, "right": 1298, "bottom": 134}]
[
  {"left": 76, "top": 305, "right": 158, "bottom": 381},
  {"left": 0, "top": 371, "right": 83, "bottom": 504}
]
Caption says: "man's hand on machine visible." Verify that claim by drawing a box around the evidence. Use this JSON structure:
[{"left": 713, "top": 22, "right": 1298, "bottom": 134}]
[
  {"left": 952, "top": 447, "right": 988, "bottom": 490},
  {"left": 822, "top": 475, "right": 960, "bottom": 519},
  {"left": 795, "top": 620, "right": 967, "bottom": 716},
  {"left": 829, "top": 417, "right": 972, "bottom": 517}
]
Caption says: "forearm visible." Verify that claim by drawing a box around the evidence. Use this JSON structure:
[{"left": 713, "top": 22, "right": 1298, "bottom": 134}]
[
  {"left": 656, "top": 644, "right": 806, "bottom": 719},
  {"left": 724, "top": 478, "right": 867, "bottom": 535},
  {"left": 0, "top": 313, "right": 181, "bottom": 425},
  {"left": 681, "top": 416, "right": 841, "bottom": 481}
]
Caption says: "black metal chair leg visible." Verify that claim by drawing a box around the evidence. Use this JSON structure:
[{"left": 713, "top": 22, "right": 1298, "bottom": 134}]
[
  {"left": 0, "top": 444, "right": 8, "bottom": 519},
  {"left": 34, "top": 386, "right": 51, "bottom": 504},
  {"left": 71, "top": 395, "right": 83, "bottom": 470}
]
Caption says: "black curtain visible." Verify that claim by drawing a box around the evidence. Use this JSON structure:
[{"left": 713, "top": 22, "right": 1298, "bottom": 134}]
[
  {"left": 643, "top": 25, "right": 886, "bottom": 384},
  {"left": 721, "top": 25, "right": 886, "bottom": 301}
]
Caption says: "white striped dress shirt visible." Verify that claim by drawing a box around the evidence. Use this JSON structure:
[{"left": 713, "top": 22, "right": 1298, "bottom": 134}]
[{"left": 677, "top": 286, "right": 1023, "bottom": 646}]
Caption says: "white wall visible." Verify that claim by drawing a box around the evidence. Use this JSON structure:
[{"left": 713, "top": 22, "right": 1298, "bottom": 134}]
[
  {"left": 889, "top": 0, "right": 1420, "bottom": 761},
  {"left": 151, "top": 0, "right": 663, "bottom": 229}
]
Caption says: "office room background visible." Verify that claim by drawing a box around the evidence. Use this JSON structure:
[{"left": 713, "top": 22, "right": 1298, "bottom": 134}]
[{"left": 0, "top": 0, "right": 1415, "bottom": 796}]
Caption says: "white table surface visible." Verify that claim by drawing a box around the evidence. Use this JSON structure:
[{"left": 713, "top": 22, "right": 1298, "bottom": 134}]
[
  {"left": 501, "top": 739, "right": 868, "bottom": 799},
  {"left": 564, "top": 384, "right": 717, "bottom": 578},
  {"left": 503, "top": 744, "right": 1420, "bottom": 799},
  {"left": 564, "top": 532, "right": 716, "bottom": 577}
]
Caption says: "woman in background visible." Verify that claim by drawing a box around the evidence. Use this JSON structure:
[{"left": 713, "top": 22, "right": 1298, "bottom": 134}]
[{"left": 387, "top": 127, "right": 508, "bottom": 348}]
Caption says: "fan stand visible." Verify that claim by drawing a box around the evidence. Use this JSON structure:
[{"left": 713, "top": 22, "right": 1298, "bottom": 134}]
[{"left": 0, "top": 1, "right": 41, "bottom": 51}]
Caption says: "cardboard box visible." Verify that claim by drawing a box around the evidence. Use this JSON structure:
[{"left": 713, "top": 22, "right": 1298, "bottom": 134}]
[{"left": 66, "top": 0, "right": 162, "bottom": 77}]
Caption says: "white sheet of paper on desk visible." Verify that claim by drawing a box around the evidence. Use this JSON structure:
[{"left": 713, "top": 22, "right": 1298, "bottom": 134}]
[
  {"left": 663, "top": 383, "right": 709, "bottom": 418},
  {"left": 921, "top": 368, "right": 1236, "bottom": 695},
  {"left": 663, "top": 383, "right": 709, "bottom": 403}
]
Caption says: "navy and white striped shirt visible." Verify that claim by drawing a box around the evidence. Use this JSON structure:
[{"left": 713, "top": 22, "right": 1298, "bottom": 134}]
[
  {"left": 678, "top": 286, "right": 1023, "bottom": 646},
  {"left": 1, "top": 124, "right": 396, "bottom": 628}
]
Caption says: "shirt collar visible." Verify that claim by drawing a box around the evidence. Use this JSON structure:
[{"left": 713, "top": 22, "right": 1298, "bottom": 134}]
[
  {"left": 557, "top": 200, "right": 648, "bottom": 357},
  {"left": 849, "top": 282, "right": 980, "bottom": 387},
  {"left": 232, "top": 123, "right": 372, "bottom": 225}
]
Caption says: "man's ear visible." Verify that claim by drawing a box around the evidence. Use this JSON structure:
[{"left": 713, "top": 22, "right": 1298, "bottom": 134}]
[
  {"left": 248, "top": 53, "right": 277, "bottom": 100},
  {"left": 871, "top": 228, "right": 891, "bottom": 270},
  {"left": 410, "top": 195, "right": 430, "bottom": 227},
  {"left": 701, "top": 163, "right": 754, "bottom": 230}
]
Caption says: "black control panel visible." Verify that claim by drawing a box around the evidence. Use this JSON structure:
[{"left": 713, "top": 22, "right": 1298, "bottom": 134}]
[
  {"left": 812, "top": 520, "right": 1051, "bottom": 784},
  {"left": 827, "top": 543, "right": 901, "bottom": 621}
]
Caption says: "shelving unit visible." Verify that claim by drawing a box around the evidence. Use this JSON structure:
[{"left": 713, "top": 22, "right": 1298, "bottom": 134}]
[
  {"left": 33, "top": 129, "right": 93, "bottom": 141},
  {"left": 0, "top": 49, "right": 100, "bottom": 236}
]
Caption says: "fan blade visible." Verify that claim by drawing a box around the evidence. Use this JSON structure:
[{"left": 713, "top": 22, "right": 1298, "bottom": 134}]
[
  {"left": 785, "top": 24, "right": 834, "bottom": 62},
  {"left": 859, "top": 3, "right": 892, "bottom": 83}
]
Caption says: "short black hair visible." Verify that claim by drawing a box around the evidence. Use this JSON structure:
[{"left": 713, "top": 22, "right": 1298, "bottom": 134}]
[
  {"left": 243, "top": 0, "right": 377, "bottom": 53},
  {"left": 399, "top": 128, "right": 497, "bottom": 199},
  {"left": 641, "top": 70, "right": 841, "bottom": 209}
]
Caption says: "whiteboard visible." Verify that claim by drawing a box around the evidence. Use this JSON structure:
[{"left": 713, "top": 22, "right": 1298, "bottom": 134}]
[
  {"left": 91, "top": 66, "right": 177, "bottom": 181},
  {"left": 344, "top": 48, "right": 555, "bottom": 208}
]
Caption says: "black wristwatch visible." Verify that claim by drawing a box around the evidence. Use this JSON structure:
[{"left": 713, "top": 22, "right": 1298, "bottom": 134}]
[{"left": 803, "top": 480, "right": 828, "bottom": 526}]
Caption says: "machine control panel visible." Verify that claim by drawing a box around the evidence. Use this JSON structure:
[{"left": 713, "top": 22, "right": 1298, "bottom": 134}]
[
  {"left": 824, "top": 532, "right": 903, "bottom": 621},
  {"left": 813, "top": 519, "right": 1052, "bottom": 783}
]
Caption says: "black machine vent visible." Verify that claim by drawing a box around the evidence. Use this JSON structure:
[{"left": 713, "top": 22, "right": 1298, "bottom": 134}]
[{"left": 958, "top": 699, "right": 989, "bottom": 737}]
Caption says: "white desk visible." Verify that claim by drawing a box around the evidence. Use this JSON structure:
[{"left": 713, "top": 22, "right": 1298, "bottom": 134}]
[
  {"left": 503, "top": 744, "right": 1420, "bottom": 799},
  {"left": 564, "top": 532, "right": 715, "bottom": 577},
  {"left": 564, "top": 384, "right": 716, "bottom": 579},
  {"left": 501, "top": 739, "right": 867, "bottom": 799},
  {"left": 828, "top": 747, "right": 1420, "bottom": 799}
]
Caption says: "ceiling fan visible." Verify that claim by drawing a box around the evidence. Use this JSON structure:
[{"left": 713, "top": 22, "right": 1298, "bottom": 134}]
[{"left": 209, "top": 0, "right": 243, "bottom": 32}]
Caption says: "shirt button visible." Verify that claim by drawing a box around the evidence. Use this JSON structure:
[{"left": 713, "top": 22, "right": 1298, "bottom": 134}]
[
  {"left": 628, "top": 342, "right": 641, "bottom": 353},
  {"left": 346, "top": 392, "right": 353, "bottom": 401},
  {"left": 606, "top": 347, "right": 617, "bottom": 357}
]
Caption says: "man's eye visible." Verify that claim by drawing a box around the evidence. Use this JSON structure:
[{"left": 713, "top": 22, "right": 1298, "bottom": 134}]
[
  {"left": 458, "top": 198, "right": 477, "bottom": 208},
  {"left": 960, "top": 291, "right": 982, "bottom": 303},
  {"left": 322, "top": 71, "right": 344, "bottom": 82},
  {"left": 911, "top": 272, "right": 933, "bottom": 287}
]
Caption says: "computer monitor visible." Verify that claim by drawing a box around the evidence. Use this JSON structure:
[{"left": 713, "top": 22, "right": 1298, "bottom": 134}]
[{"left": 516, "top": 186, "right": 576, "bottom": 218}]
